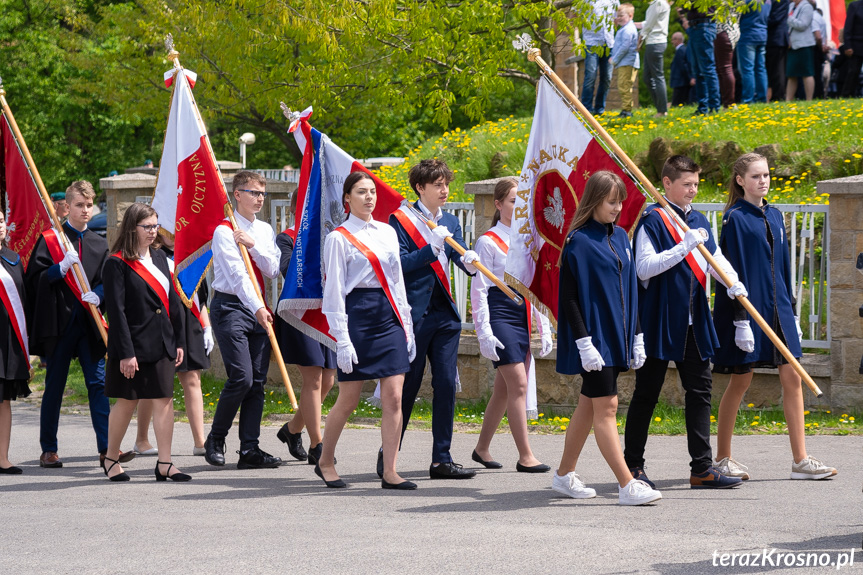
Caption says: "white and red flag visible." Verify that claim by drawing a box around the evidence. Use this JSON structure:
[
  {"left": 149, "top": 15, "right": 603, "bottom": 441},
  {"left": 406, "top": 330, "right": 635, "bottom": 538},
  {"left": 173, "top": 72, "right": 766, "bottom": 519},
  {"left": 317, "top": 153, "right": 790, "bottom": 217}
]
[
  {"left": 505, "top": 76, "right": 646, "bottom": 326},
  {"left": 151, "top": 66, "right": 230, "bottom": 306}
]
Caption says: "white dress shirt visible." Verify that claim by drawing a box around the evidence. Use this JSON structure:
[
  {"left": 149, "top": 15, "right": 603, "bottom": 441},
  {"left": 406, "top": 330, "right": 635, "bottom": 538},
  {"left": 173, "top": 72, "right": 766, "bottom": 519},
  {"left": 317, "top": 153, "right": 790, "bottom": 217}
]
[
  {"left": 211, "top": 211, "right": 280, "bottom": 314},
  {"left": 322, "top": 214, "right": 413, "bottom": 345},
  {"left": 470, "top": 222, "right": 550, "bottom": 339}
]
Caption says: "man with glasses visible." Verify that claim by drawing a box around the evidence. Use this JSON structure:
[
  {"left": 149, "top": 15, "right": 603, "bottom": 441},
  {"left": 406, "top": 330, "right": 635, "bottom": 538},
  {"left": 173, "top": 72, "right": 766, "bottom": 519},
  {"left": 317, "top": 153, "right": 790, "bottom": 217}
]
[{"left": 204, "top": 171, "right": 283, "bottom": 470}]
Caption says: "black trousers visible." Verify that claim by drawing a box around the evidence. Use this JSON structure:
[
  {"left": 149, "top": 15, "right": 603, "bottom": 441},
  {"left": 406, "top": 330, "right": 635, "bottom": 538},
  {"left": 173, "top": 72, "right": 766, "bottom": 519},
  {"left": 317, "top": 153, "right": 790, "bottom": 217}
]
[
  {"left": 624, "top": 327, "right": 713, "bottom": 474},
  {"left": 672, "top": 86, "right": 692, "bottom": 107},
  {"left": 209, "top": 293, "right": 272, "bottom": 451}
]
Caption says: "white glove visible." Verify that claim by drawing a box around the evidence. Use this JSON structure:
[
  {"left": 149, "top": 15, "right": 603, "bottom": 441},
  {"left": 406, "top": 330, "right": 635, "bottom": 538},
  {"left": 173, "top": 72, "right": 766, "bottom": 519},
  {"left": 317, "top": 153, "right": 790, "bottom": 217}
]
[
  {"left": 576, "top": 336, "right": 605, "bottom": 372},
  {"left": 461, "top": 249, "right": 479, "bottom": 274},
  {"left": 540, "top": 331, "right": 553, "bottom": 357},
  {"left": 59, "top": 249, "right": 80, "bottom": 276},
  {"left": 681, "top": 228, "right": 705, "bottom": 254},
  {"left": 631, "top": 333, "right": 646, "bottom": 370},
  {"left": 727, "top": 282, "right": 748, "bottom": 299},
  {"left": 478, "top": 333, "right": 505, "bottom": 361},
  {"left": 81, "top": 291, "right": 100, "bottom": 306},
  {"left": 430, "top": 225, "right": 453, "bottom": 253},
  {"left": 203, "top": 326, "right": 215, "bottom": 355},
  {"left": 733, "top": 320, "right": 755, "bottom": 353},
  {"left": 407, "top": 337, "right": 417, "bottom": 362},
  {"left": 795, "top": 316, "right": 803, "bottom": 343},
  {"left": 337, "top": 340, "right": 359, "bottom": 374}
]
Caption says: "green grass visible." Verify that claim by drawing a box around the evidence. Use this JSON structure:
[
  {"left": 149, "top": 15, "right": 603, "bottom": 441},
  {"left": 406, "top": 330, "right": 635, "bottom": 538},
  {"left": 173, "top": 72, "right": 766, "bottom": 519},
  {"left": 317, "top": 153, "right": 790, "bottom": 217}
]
[{"left": 30, "top": 363, "right": 860, "bottom": 436}]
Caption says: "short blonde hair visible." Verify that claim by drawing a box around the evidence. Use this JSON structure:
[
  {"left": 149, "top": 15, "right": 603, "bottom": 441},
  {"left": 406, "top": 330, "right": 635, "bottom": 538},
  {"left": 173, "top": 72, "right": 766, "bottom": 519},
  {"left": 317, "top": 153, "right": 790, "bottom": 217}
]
[
  {"left": 66, "top": 180, "right": 96, "bottom": 202},
  {"left": 619, "top": 3, "right": 635, "bottom": 17}
]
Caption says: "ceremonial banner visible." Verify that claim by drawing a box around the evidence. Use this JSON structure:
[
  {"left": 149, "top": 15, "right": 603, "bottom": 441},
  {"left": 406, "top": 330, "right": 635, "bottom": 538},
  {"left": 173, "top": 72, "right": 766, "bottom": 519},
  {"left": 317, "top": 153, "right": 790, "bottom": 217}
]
[
  {"left": 0, "top": 113, "right": 51, "bottom": 268},
  {"left": 151, "top": 67, "right": 229, "bottom": 306},
  {"left": 505, "top": 77, "right": 646, "bottom": 326},
  {"left": 277, "top": 107, "right": 404, "bottom": 347}
]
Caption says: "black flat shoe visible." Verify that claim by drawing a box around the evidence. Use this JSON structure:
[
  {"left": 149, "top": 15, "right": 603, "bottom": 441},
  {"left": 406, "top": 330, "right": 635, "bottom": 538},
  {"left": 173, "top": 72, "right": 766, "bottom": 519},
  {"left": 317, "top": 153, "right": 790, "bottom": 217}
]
[
  {"left": 307, "top": 443, "right": 335, "bottom": 466},
  {"left": 314, "top": 463, "right": 346, "bottom": 488},
  {"left": 471, "top": 449, "right": 502, "bottom": 469},
  {"left": 376, "top": 448, "right": 384, "bottom": 478},
  {"left": 155, "top": 461, "right": 192, "bottom": 482},
  {"left": 277, "top": 424, "right": 308, "bottom": 461},
  {"left": 382, "top": 478, "right": 417, "bottom": 490},
  {"left": 0, "top": 465, "right": 22, "bottom": 475},
  {"left": 103, "top": 456, "right": 130, "bottom": 482},
  {"left": 516, "top": 462, "right": 551, "bottom": 473},
  {"left": 429, "top": 462, "right": 476, "bottom": 480}
]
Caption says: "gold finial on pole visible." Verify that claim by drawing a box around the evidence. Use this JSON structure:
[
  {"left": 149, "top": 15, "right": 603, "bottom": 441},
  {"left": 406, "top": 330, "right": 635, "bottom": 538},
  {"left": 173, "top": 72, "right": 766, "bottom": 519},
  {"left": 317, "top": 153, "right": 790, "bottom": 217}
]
[{"left": 279, "top": 102, "right": 300, "bottom": 123}]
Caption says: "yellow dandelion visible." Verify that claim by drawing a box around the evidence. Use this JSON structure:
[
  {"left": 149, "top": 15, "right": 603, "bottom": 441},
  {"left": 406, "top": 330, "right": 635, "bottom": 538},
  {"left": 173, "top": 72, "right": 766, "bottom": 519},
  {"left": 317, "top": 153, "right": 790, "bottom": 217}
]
[{"left": 654, "top": 417, "right": 662, "bottom": 422}]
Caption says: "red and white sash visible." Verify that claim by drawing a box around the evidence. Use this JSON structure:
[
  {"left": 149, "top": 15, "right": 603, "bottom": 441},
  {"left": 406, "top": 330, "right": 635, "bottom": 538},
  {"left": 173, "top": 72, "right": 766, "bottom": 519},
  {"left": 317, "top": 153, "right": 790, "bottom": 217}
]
[
  {"left": 0, "top": 262, "right": 28, "bottom": 357},
  {"left": 219, "top": 220, "right": 271, "bottom": 312},
  {"left": 483, "top": 230, "right": 532, "bottom": 334},
  {"left": 392, "top": 205, "right": 454, "bottom": 302},
  {"left": 111, "top": 252, "right": 171, "bottom": 317},
  {"left": 334, "top": 226, "right": 406, "bottom": 336},
  {"left": 655, "top": 208, "right": 708, "bottom": 290},
  {"left": 42, "top": 228, "right": 108, "bottom": 329}
]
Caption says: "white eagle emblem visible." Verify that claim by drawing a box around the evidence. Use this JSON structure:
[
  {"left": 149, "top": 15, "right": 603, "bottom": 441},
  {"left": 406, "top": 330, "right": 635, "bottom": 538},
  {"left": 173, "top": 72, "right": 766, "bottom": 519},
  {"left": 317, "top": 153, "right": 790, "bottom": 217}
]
[
  {"left": 543, "top": 186, "right": 565, "bottom": 232},
  {"left": 177, "top": 185, "right": 183, "bottom": 196}
]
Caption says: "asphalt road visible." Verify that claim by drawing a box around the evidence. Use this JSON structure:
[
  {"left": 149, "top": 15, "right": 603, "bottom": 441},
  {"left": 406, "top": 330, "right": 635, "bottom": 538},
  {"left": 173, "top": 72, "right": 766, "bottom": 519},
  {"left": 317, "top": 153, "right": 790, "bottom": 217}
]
[{"left": 1, "top": 404, "right": 861, "bottom": 575}]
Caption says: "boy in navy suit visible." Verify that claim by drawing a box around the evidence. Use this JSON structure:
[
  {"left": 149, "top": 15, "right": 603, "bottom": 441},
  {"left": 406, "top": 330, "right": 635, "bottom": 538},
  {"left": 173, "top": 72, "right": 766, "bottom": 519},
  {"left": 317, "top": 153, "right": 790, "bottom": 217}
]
[{"left": 387, "top": 159, "right": 479, "bottom": 479}]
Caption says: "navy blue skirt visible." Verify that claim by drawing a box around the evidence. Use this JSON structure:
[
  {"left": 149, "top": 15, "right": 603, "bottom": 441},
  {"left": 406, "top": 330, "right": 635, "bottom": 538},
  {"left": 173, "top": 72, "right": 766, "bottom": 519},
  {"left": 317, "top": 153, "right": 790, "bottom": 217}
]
[
  {"left": 276, "top": 315, "right": 337, "bottom": 370},
  {"left": 488, "top": 287, "right": 531, "bottom": 368},
  {"left": 338, "top": 288, "right": 410, "bottom": 381}
]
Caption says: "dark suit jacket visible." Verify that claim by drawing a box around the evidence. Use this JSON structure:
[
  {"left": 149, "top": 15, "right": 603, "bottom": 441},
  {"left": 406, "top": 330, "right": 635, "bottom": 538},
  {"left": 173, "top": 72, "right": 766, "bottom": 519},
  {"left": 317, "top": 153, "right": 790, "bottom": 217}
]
[
  {"left": 670, "top": 43, "right": 692, "bottom": 88},
  {"left": 389, "top": 203, "right": 472, "bottom": 325},
  {"left": 103, "top": 247, "right": 185, "bottom": 363},
  {"left": 846, "top": 0, "right": 863, "bottom": 54}
]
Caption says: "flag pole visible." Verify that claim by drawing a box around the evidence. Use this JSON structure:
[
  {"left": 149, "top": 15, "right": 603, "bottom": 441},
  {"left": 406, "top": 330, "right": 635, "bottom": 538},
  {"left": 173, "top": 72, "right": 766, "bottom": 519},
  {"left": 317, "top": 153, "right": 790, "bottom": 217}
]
[
  {"left": 0, "top": 77, "right": 109, "bottom": 347},
  {"left": 517, "top": 41, "right": 822, "bottom": 398},
  {"left": 165, "top": 39, "right": 297, "bottom": 409}
]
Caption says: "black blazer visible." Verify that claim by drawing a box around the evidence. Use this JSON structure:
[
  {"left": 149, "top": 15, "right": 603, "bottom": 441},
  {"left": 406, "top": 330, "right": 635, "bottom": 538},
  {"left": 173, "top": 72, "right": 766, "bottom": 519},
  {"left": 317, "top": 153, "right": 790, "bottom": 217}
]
[{"left": 103, "top": 247, "right": 185, "bottom": 363}]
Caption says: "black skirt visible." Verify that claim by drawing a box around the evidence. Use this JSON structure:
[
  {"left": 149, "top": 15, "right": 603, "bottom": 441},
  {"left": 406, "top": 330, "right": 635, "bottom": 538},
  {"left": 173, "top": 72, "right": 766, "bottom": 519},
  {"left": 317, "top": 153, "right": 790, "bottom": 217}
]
[
  {"left": 488, "top": 286, "right": 531, "bottom": 368},
  {"left": 580, "top": 367, "right": 622, "bottom": 398},
  {"left": 338, "top": 288, "right": 410, "bottom": 381},
  {"left": 105, "top": 356, "right": 176, "bottom": 400},
  {"left": 0, "top": 379, "right": 31, "bottom": 402},
  {"left": 276, "top": 315, "right": 337, "bottom": 370},
  {"left": 177, "top": 307, "right": 210, "bottom": 372}
]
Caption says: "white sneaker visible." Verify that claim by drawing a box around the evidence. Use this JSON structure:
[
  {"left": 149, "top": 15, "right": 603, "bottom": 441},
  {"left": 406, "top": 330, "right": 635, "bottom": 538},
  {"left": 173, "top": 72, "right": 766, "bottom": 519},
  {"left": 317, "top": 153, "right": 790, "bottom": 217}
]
[
  {"left": 552, "top": 471, "right": 597, "bottom": 499},
  {"left": 714, "top": 456, "right": 750, "bottom": 480},
  {"left": 790, "top": 455, "right": 837, "bottom": 480},
  {"left": 618, "top": 479, "right": 662, "bottom": 506}
]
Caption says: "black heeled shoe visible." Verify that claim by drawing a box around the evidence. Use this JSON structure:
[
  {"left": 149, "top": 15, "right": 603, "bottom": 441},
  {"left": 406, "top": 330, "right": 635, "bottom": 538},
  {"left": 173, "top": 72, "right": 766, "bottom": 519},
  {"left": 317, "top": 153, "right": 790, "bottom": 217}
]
[
  {"left": 382, "top": 478, "right": 417, "bottom": 490},
  {"left": 314, "top": 463, "right": 346, "bottom": 488},
  {"left": 307, "top": 443, "right": 335, "bottom": 466},
  {"left": 103, "top": 456, "right": 130, "bottom": 482},
  {"left": 472, "top": 449, "right": 503, "bottom": 469},
  {"left": 276, "top": 424, "right": 308, "bottom": 461},
  {"left": 155, "top": 461, "right": 192, "bottom": 482}
]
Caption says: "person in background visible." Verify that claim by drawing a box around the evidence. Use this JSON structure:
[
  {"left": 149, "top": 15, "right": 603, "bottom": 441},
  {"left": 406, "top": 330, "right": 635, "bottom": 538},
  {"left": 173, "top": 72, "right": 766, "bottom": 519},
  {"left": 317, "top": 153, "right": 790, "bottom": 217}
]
[
  {"left": 737, "top": 0, "right": 772, "bottom": 104},
  {"left": 636, "top": 0, "right": 670, "bottom": 117},
  {"left": 681, "top": 5, "right": 720, "bottom": 114},
  {"left": 841, "top": 0, "right": 863, "bottom": 97},
  {"left": 811, "top": 6, "right": 828, "bottom": 98},
  {"left": 670, "top": 31, "right": 696, "bottom": 106},
  {"left": 786, "top": 0, "right": 816, "bottom": 101},
  {"left": 51, "top": 192, "right": 69, "bottom": 222},
  {"left": 580, "top": 0, "right": 619, "bottom": 116},
  {"left": 715, "top": 10, "right": 740, "bottom": 108},
  {"left": 766, "top": 0, "right": 790, "bottom": 101},
  {"left": 611, "top": 3, "right": 640, "bottom": 118}
]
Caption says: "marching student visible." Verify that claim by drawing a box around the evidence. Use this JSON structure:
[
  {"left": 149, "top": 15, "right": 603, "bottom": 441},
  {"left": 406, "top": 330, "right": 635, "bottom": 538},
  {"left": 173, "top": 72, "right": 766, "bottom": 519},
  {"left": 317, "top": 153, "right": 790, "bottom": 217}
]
[
  {"left": 552, "top": 170, "right": 661, "bottom": 505},
  {"left": 713, "top": 153, "right": 837, "bottom": 481},
  {"left": 0, "top": 212, "right": 30, "bottom": 474},
  {"left": 274, "top": 190, "right": 336, "bottom": 465},
  {"left": 388, "top": 159, "right": 479, "bottom": 480},
  {"left": 623, "top": 155, "right": 744, "bottom": 489},
  {"left": 470, "top": 177, "right": 553, "bottom": 473},
  {"left": 26, "top": 181, "right": 132, "bottom": 470},
  {"left": 203, "top": 171, "right": 283, "bottom": 470},
  {"left": 101, "top": 203, "right": 188, "bottom": 482},
  {"left": 131, "top": 232, "right": 214, "bottom": 457},
  {"left": 316, "top": 172, "right": 416, "bottom": 490}
]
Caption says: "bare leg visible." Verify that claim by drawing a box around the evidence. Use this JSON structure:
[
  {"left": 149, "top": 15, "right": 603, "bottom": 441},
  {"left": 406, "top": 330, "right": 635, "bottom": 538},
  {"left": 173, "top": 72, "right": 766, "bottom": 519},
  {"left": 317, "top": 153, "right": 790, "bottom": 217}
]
[
  {"left": 134, "top": 399, "right": 154, "bottom": 451},
  {"left": 498, "top": 362, "right": 541, "bottom": 466},
  {"left": 152, "top": 397, "right": 184, "bottom": 476},
  {"left": 287, "top": 366, "right": 333, "bottom": 446},
  {"left": 785, "top": 78, "right": 798, "bottom": 102},
  {"left": 106, "top": 398, "right": 137, "bottom": 478},
  {"left": 716, "top": 372, "right": 753, "bottom": 461},
  {"left": 380, "top": 374, "right": 406, "bottom": 484},
  {"left": 778, "top": 364, "right": 807, "bottom": 462},
  {"left": 178, "top": 370, "right": 205, "bottom": 448},
  {"left": 557, "top": 394, "right": 593, "bottom": 475},
  {"left": 591, "top": 395, "right": 632, "bottom": 487},
  {"left": 318, "top": 381, "right": 362, "bottom": 482},
  {"left": 803, "top": 76, "right": 814, "bottom": 101},
  {"left": 474, "top": 370, "right": 507, "bottom": 460},
  {"left": 0, "top": 402, "right": 12, "bottom": 468}
]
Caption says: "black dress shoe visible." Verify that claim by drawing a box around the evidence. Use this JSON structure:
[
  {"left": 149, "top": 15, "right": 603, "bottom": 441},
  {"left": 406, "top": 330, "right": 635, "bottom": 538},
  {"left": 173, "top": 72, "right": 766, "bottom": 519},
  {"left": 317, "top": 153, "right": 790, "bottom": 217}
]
[
  {"left": 204, "top": 435, "right": 225, "bottom": 467},
  {"left": 429, "top": 462, "right": 476, "bottom": 480},
  {"left": 382, "top": 478, "right": 417, "bottom": 490},
  {"left": 516, "top": 462, "right": 551, "bottom": 473},
  {"left": 471, "top": 449, "right": 502, "bottom": 469},
  {"left": 237, "top": 448, "right": 282, "bottom": 470},
  {"left": 0, "top": 465, "right": 22, "bottom": 474},
  {"left": 376, "top": 448, "right": 384, "bottom": 479},
  {"left": 277, "top": 424, "right": 307, "bottom": 461},
  {"left": 314, "top": 463, "right": 346, "bottom": 488}
]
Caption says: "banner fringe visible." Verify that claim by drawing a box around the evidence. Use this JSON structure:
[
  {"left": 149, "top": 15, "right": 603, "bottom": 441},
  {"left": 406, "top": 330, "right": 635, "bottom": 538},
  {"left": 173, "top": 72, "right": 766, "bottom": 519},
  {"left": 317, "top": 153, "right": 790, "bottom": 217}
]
[{"left": 505, "top": 272, "right": 557, "bottom": 331}]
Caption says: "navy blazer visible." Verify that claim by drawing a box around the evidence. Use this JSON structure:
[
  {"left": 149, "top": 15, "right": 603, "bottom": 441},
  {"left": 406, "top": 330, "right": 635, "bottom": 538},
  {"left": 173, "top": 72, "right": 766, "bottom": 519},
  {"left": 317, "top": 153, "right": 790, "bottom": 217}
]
[
  {"left": 670, "top": 43, "right": 692, "bottom": 88},
  {"left": 389, "top": 202, "right": 473, "bottom": 325}
]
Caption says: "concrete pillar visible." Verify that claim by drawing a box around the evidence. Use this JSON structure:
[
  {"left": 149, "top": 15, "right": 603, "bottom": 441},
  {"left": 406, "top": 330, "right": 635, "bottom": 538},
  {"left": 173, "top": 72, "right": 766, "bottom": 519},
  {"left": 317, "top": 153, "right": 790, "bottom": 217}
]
[{"left": 98, "top": 173, "right": 158, "bottom": 247}]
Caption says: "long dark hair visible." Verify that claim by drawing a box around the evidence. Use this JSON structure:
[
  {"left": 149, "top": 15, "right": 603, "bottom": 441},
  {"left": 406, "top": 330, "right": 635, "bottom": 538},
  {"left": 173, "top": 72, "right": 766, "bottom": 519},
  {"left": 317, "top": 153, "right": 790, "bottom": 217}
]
[
  {"left": 557, "top": 171, "right": 627, "bottom": 266},
  {"left": 725, "top": 152, "right": 768, "bottom": 212},
  {"left": 491, "top": 177, "right": 518, "bottom": 227},
  {"left": 111, "top": 202, "right": 157, "bottom": 260}
]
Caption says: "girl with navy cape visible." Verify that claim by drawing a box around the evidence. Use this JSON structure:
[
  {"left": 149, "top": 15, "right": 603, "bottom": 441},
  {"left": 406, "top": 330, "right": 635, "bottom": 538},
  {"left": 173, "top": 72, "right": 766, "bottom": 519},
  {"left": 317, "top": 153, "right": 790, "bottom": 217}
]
[
  {"left": 713, "top": 153, "right": 836, "bottom": 481},
  {"left": 552, "top": 171, "right": 661, "bottom": 505}
]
